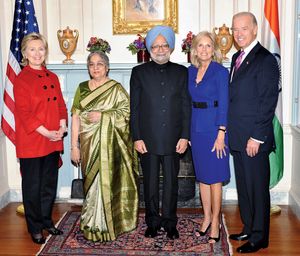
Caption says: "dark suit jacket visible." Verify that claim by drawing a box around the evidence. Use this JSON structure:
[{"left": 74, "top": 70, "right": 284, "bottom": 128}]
[
  {"left": 227, "top": 42, "right": 279, "bottom": 152},
  {"left": 130, "top": 61, "right": 191, "bottom": 155}
]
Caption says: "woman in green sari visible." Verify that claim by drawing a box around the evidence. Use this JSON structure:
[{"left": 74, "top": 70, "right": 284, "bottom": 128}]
[{"left": 71, "top": 51, "right": 139, "bottom": 242}]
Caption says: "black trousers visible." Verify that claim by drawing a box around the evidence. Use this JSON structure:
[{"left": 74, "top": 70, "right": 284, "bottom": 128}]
[
  {"left": 140, "top": 153, "right": 180, "bottom": 231},
  {"left": 20, "top": 151, "right": 59, "bottom": 234},
  {"left": 231, "top": 150, "right": 270, "bottom": 245}
]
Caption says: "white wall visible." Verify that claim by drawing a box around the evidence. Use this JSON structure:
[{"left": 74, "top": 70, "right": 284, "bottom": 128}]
[
  {"left": 0, "top": 0, "right": 297, "bottom": 207},
  {"left": 289, "top": 0, "right": 300, "bottom": 219},
  {"left": 0, "top": 0, "right": 265, "bottom": 67}
]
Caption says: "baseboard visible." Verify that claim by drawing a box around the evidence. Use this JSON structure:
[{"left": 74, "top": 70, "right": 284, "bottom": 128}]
[
  {"left": 289, "top": 189, "right": 300, "bottom": 219},
  {"left": 0, "top": 191, "right": 10, "bottom": 209}
]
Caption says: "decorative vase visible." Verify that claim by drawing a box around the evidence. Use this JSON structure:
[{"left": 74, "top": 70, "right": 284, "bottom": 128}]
[
  {"left": 187, "top": 52, "right": 191, "bottom": 63},
  {"left": 57, "top": 26, "right": 79, "bottom": 64},
  {"left": 137, "top": 50, "right": 150, "bottom": 63},
  {"left": 213, "top": 24, "right": 233, "bottom": 60}
]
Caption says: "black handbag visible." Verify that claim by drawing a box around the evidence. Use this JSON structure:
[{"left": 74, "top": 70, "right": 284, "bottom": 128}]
[{"left": 71, "top": 165, "right": 84, "bottom": 199}]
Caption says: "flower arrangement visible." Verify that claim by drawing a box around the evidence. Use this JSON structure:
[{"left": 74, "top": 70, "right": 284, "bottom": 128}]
[
  {"left": 127, "top": 34, "right": 147, "bottom": 54},
  {"left": 86, "top": 37, "right": 111, "bottom": 53},
  {"left": 181, "top": 31, "right": 195, "bottom": 54}
]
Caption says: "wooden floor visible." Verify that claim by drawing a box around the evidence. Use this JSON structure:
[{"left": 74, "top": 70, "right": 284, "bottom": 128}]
[{"left": 0, "top": 203, "right": 300, "bottom": 255}]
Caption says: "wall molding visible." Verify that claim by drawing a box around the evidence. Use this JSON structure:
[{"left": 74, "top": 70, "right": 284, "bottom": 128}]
[
  {"left": 0, "top": 190, "right": 10, "bottom": 209},
  {"left": 289, "top": 189, "right": 300, "bottom": 219}
]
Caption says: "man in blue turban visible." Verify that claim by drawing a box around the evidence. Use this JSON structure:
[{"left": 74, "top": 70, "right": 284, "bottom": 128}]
[
  {"left": 145, "top": 25, "right": 175, "bottom": 52},
  {"left": 130, "top": 25, "right": 191, "bottom": 240}
]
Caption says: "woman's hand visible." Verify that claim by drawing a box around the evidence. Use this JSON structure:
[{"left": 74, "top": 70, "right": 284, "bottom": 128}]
[
  {"left": 36, "top": 126, "right": 62, "bottom": 141},
  {"left": 57, "top": 126, "right": 67, "bottom": 138},
  {"left": 87, "top": 111, "right": 101, "bottom": 123},
  {"left": 211, "top": 132, "right": 227, "bottom": 159},
  {"left": 47, "top": 130, "right": 63, "bottom": 141},
  {"left": 71, "top": 147, "right": 81, "bottom": 166}
]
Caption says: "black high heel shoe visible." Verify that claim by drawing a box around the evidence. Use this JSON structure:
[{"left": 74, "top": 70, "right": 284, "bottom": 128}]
[
  {"left": 196, "top": 223, "right": 211, "bottom": 236},
  {"left": 208, "top": 234, "right": 220, "bottom": 243},
  {"left": 208, "top": 226, "right": 221, "bottom": 243}
]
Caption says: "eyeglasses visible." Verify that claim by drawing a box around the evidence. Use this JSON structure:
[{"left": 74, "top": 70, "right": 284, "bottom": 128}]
[
  {"left": 88, "top": 62, "right": 105, "bottom": 69},
  {"left": 151, "top": 43, "right": 170, "bottom": 51}
]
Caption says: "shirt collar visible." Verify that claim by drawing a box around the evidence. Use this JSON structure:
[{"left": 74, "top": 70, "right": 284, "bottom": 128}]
[
  {"left": 241, "top": 39, "right": 258, "bottom": 58},
  {"left": 151, "top": 60, "right": 171, "bottom": 69}
]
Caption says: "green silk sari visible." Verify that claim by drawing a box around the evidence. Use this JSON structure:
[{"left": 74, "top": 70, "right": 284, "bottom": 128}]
[{"left": 71, "top": 79, "right": 139, "bottom": 241}]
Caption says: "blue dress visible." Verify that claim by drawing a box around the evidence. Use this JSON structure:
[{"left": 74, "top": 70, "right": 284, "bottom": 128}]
[{"left": 188, "top": 61, "right": 230, "bottom": 184}]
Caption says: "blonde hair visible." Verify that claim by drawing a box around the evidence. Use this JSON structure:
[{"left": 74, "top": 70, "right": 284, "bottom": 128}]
[
  {"left": 190, "top": 31, "right": 222, "bottom": 68},
  {"left": 20, "top": 32, "right": 48, "bottom": 66}
]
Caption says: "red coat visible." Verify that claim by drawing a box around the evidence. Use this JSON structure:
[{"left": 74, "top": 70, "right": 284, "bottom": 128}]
[{"left": 14, "top": 65, "right": 67, "bottom": 158}]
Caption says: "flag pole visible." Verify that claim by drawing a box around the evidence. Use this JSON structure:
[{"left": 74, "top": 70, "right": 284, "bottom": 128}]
[
  {"left": 0, "top": 0, "right": 40, "bottom": 216},
  {"left": 262, "top": 0, "right": 284, "bottom": 216}
]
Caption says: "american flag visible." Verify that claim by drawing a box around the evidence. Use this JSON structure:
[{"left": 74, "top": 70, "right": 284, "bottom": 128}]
[{"left": 1, "top": 0, "right": 39, "bottom": 144}]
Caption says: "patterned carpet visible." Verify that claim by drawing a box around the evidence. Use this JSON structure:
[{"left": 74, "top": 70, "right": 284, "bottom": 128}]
[{"left": 37, "top": 211, "right": 232, "bottom": 256}]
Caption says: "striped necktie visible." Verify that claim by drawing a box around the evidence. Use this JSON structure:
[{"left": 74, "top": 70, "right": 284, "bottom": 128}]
[{"left": 234, "top": 50, "right": 245, "bottom": 71}]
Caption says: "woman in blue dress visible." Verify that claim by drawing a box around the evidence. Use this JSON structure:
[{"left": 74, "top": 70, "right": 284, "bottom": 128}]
[{"left": 188, "top": 31, "right": 230, "bottom": 243}]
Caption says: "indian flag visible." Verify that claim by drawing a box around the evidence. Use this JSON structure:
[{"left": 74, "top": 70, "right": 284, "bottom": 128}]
[{"left": 262, "top": 0, "right": 284, "bottom": 189}]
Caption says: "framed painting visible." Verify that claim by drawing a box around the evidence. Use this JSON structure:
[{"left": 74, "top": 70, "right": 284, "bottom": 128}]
[{"left": 113, "top": 0, "right": 178, "bottom": 34}]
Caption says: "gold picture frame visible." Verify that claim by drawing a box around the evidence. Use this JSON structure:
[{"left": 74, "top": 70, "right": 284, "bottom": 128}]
[{"left": 113, "top": 0, "right": 178, "bottom": 34}]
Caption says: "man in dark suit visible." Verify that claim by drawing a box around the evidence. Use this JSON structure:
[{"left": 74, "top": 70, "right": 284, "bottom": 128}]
[
  {"left": 130, "top": 25, "right": 191, "bottom": 239},
  {"left": 227, "top": 12, "right": 279, "bottom": 253}
]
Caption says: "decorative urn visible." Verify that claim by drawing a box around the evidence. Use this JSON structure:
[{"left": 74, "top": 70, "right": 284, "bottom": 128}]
[
  {"left": 213, "top": 24, "right": 233, "bottom": 60},
  {"left": 57, "top": 26, "right": 79, "bottom": 64}
]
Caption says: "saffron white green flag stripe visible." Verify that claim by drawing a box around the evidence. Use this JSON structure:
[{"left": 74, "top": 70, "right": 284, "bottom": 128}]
[{"left": 262, "top": 0, "right": 284, "bottom": 189}]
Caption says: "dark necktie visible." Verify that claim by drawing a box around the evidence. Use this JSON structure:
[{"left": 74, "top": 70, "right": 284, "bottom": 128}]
[{"left": 234, "top": 50, "right": 245, "bottom": 71}]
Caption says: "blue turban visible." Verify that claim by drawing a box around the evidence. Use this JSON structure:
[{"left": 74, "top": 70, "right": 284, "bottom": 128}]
[{"left": 145, "top": 25, "right": 175, "bottom": 52}]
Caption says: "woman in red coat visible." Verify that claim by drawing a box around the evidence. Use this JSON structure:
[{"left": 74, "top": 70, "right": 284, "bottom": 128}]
[{"left": 14, "top": 33, "right": 67, "bottom": 244}]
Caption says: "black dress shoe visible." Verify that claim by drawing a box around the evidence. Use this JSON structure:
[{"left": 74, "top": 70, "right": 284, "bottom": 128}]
[
  {"left": 237, "top": 241, "right": 268, "bottom": 253},
  {"left": 229, "top": 232, "right": 250, "bottom": 241},
  {"left": 46, "top": 227, "right": 63, "bottom": 235},
  {"left": 145, "top": 227, "right": 158, "bottom": 238},
  {"left": 167, "top": 227, "right": 179, "bottom": 240},
  {"left": 31, "top": 233, "right": 46, "bottom": 244}
]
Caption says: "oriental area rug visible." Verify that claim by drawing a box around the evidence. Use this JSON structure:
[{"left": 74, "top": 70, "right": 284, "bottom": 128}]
[{"left": 37, "top": 211, "right": 232, "bottom": 256}]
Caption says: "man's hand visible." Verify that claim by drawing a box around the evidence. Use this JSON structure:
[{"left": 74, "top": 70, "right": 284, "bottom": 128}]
[
  {"left": 134, "top": 140, "right": 148, "bottom": 154},
  {"left": 246, "top": 138, "right": 260, "bottom": 157},
  {"left": 176, "top": 139, "right": 188, "bottom": 154}
]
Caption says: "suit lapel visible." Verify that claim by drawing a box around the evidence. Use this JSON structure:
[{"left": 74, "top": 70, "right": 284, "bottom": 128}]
[
  {"left": 231, "top": 42, "right": 262, "bottom": 82},
  {"left": 229, "top": 52, "right": 239, "bottom": 82}
]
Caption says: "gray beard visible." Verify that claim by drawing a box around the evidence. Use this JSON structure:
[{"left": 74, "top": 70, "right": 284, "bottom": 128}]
[{"left": 150, "top": 52, "right": 171, "bottom": 64}]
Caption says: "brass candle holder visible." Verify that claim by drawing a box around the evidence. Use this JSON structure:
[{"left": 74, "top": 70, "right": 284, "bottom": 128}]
[{"left": 57, "top": 26, "right": 79, "bottom": 64}]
